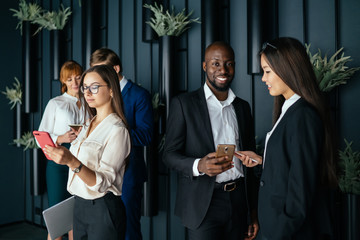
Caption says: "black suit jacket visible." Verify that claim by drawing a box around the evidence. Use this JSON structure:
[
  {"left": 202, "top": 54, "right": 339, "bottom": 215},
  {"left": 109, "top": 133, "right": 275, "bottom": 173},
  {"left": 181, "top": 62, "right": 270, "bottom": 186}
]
[
  {"left": 163, "top": 88, "right": 258, "bottom": 229},
  {"left": 258, "top": 98, "right": 333, "bottom": 239}
]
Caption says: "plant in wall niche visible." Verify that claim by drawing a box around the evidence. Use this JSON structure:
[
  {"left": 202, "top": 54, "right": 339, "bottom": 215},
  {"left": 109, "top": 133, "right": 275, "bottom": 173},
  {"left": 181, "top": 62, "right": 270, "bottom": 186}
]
[
  {"left": 143, "top": 2, "right": 200, "bottom": 37},
  {"left": 1, "top": 77, "right": 22, "bottom": 110},
  {"left": 306, "top": 44, "right": 360, "bottom": 92},
  {"left": 9, "top": 0, "right": 42, "bottom": 35},
  {"left": 32, "top": 4, "right": 72, "bottom": 35},
  {"left": 338, "top": 139, "right": 360, "bottom": 195},
  {"left": 13, "top": 131, "right": 39, "bottom": 151}
]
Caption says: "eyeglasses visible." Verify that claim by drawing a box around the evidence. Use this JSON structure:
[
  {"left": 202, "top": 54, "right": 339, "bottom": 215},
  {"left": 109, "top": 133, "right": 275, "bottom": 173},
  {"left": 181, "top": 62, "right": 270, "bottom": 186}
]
[
  {"left": 80, "top": 84, "right": 108, "bottom": 94},
  {"left": 261, "top": 42, "right": 277, "bottom": 51}
]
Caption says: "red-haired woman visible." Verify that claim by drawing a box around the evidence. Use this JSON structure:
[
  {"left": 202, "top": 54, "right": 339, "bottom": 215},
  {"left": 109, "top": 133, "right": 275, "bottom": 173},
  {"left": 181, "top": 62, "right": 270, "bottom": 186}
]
[{"left": 38, "top": 60, "right": 84, "bottom": 240}]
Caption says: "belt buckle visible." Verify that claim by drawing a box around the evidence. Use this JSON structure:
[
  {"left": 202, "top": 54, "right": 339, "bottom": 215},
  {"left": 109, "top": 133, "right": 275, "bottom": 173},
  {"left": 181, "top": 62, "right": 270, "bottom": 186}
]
[{"left": 223, "top": 182, "right": 236, "bottom": 192}]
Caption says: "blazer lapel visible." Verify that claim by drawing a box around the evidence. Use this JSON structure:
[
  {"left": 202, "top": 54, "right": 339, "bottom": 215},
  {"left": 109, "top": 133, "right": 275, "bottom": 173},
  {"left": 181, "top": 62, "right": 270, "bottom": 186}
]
[
  {"left": 193, "top": 88, "right": 215, "bottom": 150},
  {"left": 121, "top": 79, "right": 131, "bottom": 96}
]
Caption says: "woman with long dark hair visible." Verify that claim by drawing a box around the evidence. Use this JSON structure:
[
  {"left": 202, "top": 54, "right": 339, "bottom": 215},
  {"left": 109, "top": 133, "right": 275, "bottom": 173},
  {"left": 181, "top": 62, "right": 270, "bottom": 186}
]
[
  {"left": 236, "top": 37, "right": 337, "bottom": 239},
  {"left": 44, "top": 65, "right": 131, "bottom": 240}
]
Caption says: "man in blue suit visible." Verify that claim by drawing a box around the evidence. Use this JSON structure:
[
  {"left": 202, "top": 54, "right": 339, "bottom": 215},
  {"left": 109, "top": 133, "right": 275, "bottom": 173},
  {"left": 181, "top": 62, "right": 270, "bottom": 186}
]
[{"left": 90, "top": 48, "right": 153, "bottom": 240}]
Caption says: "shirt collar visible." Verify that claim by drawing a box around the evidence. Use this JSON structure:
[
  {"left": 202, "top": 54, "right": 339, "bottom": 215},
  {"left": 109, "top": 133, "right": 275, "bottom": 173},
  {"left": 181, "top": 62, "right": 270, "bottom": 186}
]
[
  {"left": 119, "top": 76, "right": 128, "bottom": 91},
  {"left": 204, "top": 83, "right": 236, "bottom": 106},
  {"left": 63, "top": 92, "right": 79, "bottom": 102},
  {"left": 281, "top": 93, "right": 301, "bottom": 114}
]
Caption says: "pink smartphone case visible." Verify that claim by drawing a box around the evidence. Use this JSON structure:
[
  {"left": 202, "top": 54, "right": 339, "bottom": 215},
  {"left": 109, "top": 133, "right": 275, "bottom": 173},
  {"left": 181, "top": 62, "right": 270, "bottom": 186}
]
[{"left": 33, "top": 131, "right": 55, "bottom": 160}]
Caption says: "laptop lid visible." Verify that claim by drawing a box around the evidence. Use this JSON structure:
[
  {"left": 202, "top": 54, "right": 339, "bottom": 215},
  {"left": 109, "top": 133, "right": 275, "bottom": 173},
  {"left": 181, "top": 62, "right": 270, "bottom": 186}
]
[{"left": 42, "top": 196, "right": 75, "bottom": 240}]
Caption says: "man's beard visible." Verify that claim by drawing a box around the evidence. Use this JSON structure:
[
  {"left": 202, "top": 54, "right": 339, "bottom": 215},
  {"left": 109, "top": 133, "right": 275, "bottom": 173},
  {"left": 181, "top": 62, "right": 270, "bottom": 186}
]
[{"left": 207, "top": 75, "right": 232, "bottom": 92}]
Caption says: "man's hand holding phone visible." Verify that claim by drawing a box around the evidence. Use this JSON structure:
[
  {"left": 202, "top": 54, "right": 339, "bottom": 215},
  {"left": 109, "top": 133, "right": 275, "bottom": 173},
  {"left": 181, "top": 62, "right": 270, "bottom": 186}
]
[
  {"left": 198, "top": 153, "right": 234, "bottom": 177},
  {"left": 234, "top": 151, "right": 262, "bottom": 167}
]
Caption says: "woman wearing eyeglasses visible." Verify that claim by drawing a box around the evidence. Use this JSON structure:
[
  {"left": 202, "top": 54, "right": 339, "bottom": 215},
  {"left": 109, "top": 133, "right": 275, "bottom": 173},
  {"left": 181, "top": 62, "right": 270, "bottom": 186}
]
[
  {"left": 44, "top": 64, "right": 131, "bottom": 240},
  {"left": 235, "top": 37, "right": 337, "bottom": 239},
  {"left": 38, "top": 60, "right": 84, "bottom": 240}
]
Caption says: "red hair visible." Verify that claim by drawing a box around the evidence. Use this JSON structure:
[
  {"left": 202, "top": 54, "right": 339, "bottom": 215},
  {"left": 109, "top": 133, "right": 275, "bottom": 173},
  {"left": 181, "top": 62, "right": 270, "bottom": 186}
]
[{"left": 59, "top": 60, "right": 83, "bottom": 93}]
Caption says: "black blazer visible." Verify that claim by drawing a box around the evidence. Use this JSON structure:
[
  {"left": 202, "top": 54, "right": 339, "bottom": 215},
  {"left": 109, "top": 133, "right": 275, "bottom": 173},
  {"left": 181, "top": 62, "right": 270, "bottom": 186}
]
[
  {"left": 163, "top": 88, "right": 258, "bottom": 229},
  {"left": 258, "top": 98, "right": 333, "bottom": 239}
]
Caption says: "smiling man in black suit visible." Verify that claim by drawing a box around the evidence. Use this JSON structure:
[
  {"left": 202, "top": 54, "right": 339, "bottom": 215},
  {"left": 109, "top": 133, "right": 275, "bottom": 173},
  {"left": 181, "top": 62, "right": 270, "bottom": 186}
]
[{"left": 163, "top": 41, "right": 259, "bottom": 240}]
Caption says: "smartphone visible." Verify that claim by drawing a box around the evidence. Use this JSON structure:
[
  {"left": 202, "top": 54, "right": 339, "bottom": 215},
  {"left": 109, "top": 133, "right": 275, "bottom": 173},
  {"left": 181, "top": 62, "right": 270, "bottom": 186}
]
[
  {"left": 68, "top": 124, "right": 82, "bottom": 131},
  {"left": 33, "top": 131, "right": 55, "bottom": 160},
  {"left": 235, "top": 152, "right": 258, "bottom": 163},
  {"left": 216, "top": 144, "right": 235, "bottom": 159}
]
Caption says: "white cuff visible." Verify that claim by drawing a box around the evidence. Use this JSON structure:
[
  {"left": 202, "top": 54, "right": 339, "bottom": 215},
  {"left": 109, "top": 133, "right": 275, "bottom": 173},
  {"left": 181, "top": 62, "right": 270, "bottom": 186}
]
[{"left": 192, "top": 158, "right": 205, "bottom": 176}]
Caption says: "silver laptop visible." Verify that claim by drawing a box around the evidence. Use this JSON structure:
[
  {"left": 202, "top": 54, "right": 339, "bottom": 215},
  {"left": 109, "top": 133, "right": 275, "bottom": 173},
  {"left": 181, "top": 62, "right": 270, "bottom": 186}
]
[{"left": 42, "top": 196, "right": 75, "bottom": 240}]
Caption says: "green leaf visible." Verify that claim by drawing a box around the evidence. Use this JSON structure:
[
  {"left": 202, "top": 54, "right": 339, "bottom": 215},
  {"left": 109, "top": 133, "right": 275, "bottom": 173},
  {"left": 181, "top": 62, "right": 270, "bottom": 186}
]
[
  {"left": 9, "top": 0, "right": 43, "bottom": 35},
  {"left": 32, "top": 4, "right": 72, "bottom": 34},
  {"left": 12, "top": 131, "right": 39, "bottom": 151},
  {"left": 338, "top": 139, "right": 360, "bottom": 194},
  {"left": 306, "top": 43, "right": 360, "bottom": 92},
  {"left": 143, "top": 2, "right": 200, "bottom": 37},
  {"left": 1, "top": 77, "right": 22, "bottom": 109}
]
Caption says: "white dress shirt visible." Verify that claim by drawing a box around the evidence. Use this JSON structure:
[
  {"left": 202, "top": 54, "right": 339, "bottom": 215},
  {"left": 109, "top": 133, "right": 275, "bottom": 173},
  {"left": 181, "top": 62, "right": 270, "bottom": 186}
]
[
  {"left": 38, "top": 92, "right": 85, "bottom": 144},
  {"left": 192, "top": 83, "right": 244, "bottom": 182},
  {"left": 67, "top": 113, "right": 131, "bottom": 200},
  {"left": 263, "top": 93, "right": 301, "bottom": 167},
  {"left": 119, "top": 76, "right": 128, "bottom": 91}
]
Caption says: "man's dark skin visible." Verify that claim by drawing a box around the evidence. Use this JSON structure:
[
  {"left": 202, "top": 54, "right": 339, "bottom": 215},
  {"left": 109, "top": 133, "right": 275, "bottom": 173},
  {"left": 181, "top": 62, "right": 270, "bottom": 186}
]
[
  {"left": 197, "top": 42, "right": 259, "bottom": 240},
  {"left": 197, "top": 42, "right": 236, "bottom": 177}
]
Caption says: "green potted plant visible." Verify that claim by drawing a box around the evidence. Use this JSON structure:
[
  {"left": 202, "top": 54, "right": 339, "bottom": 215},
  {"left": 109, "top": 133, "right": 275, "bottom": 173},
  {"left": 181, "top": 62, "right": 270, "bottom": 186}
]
[
  {"left": 306, "top": 44, "right": 360, "bottom": 92},
  {"left": 2, "top": 77, "right": 23, "bottom": 146},
  {"left": 32, "top": 4, "right": 72, "bottom": 79},
  {"left": 31, "top": 4, "right": 72, "bottom": 34},
  {"left": 338, "top": 138, "right": 360, "bottom": 240},
  {"left": 143, "top": 2, "right": 200, "bottom": 37},
  {"left": 10, "top": 1, "right": 72, "bottom": 35},
  {"left": 1, "top": 77, "right": 22, "bottom": 110},
  {"left": 143, "top": 3, "right": 200, "bottom": 119},
  {"left": 9, "top": 0, "right": 42, "bottom": 35},
  {"left": 12, "top": 131, "right": 39, "bottom": 151},
  {"left": 339, "top": 139, "right": 360, "bottom": 194}
]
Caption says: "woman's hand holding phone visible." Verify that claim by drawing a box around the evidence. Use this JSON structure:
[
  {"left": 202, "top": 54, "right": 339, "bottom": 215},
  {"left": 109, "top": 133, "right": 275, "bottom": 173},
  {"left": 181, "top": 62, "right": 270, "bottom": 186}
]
[
  {"left": 234, "top": 151, "right": 262, "bottom": 167},
  {"left": 43, "top": 144, "right": 76, "bottom": 167},
  {"left": 69, "top": 124, "right": 83, "bottom": 136},
  {"left": 34, "top": 131, "right": 77, "bottom": 166},
  {"left": 33, "top": 131, "right": 56, "bottom": 160},
  {"left": 57, "top": 129, "right": 78, "bottom": 145}
]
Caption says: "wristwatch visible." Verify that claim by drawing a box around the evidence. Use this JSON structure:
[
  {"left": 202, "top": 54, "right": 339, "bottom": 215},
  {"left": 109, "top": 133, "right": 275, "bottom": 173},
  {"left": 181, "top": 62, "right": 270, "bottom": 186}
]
[{"left": 72, "top": 162, "right": 83, "bottom": 173}]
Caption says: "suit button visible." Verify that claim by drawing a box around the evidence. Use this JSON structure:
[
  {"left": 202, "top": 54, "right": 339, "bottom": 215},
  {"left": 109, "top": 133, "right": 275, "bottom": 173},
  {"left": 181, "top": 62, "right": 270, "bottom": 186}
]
[{"left": 260, "top": 180, "right": 265, "bottom": 187}]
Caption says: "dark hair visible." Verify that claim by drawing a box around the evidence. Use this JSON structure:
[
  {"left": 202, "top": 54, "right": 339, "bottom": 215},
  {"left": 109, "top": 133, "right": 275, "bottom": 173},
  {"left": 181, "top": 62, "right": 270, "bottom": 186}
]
[
  {"left": 260, "top": 37, "right": 337, "bottom": 187},
  {"left": 59, "top": 60, "right": 83, "bottom": 93},
  {"left": 79, "top": 65, "right": 129, "bottom": 169},
  {"left": 90, "top": 48, "right": 123, "bottom": 73}
]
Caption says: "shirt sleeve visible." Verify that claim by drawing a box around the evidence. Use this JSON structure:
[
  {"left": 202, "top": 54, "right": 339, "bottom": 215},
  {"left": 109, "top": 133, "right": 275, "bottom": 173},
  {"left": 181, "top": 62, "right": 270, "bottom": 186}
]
[
  {"left": 38, "top": 99, "right": 59, "bottom": 144},
  {"left": 192, "top": 158, "right": 205, "bottom": 176},
  {"left": 88, "top": 126, "right": 131, "bottom": 193}
]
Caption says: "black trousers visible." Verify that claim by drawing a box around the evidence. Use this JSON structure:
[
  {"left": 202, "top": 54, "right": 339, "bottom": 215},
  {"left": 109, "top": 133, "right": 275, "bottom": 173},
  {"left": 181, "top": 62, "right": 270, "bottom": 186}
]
[
  {"left": 73, "top": 193, "right": 126, "bottom": 240},
  {"left": 187, "top": 178, "right": 248, "bottom": 240}
]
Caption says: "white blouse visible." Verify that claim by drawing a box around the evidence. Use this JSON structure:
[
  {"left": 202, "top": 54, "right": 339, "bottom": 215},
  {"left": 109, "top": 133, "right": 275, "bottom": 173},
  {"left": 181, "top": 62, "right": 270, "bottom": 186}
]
[
  {"left": 67, "top": 113, "right": 131, "bottom": 200},
  {"left": 38, "top": 93, "right": 85, "bottom": 144}
]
